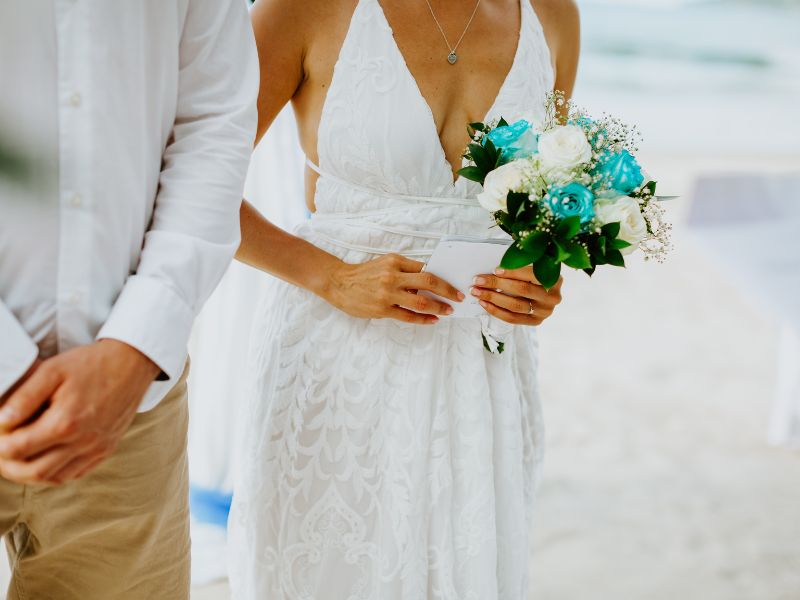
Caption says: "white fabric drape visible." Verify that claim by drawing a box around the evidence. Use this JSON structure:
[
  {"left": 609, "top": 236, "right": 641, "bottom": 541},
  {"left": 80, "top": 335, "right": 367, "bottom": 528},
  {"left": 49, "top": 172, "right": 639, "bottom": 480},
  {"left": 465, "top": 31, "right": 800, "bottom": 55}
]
[{"left": 187, "top": 106, "right": 306, "bottom": 585}]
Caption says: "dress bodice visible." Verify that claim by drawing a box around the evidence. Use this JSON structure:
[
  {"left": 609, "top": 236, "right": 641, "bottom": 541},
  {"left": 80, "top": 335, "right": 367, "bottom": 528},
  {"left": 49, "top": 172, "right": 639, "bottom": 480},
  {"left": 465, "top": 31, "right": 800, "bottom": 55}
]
[{"left": 308, "top": 0, "right": 555, "bottom": 258}]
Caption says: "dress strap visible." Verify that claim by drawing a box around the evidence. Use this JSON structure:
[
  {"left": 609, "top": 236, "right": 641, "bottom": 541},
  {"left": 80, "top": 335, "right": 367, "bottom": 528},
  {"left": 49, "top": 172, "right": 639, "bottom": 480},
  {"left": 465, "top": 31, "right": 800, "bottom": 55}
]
[{"left": 306, "top": 159, "right": 481, "bottom": 208}]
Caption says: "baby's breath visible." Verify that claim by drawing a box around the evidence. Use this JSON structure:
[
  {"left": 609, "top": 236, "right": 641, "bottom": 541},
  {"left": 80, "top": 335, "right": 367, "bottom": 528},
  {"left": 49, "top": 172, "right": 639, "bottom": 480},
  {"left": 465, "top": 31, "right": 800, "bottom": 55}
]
[{"left": 638, "top": 198, "right": 673, "bottom": 262}]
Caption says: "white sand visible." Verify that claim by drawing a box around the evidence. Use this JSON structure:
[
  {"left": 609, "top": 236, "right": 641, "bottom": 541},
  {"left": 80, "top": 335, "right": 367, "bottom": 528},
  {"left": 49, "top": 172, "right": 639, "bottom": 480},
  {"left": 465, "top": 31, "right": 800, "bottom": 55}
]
[
  {"left": 2, "top": 155, "right": 798, "bottom": 600},
  {"left": 530, "top": 238, "right": 800, "bottom": 599}
]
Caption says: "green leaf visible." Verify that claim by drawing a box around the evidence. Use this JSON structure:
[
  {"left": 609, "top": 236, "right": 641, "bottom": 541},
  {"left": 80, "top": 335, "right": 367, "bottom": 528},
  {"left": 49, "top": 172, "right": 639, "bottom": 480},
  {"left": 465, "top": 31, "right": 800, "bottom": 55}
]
[
  {"left": 555, "top": 215, "right": 581, "bottom": 240},
  {"left": 520, "top": 231, "right": 550, "bottom": 263},
  {"left": 506, "top": 192, "right": 527, "bottom": 218},
  {"left": 533, "top": 255, "right": 562, "bottom": 291},
  {"left": 482, "top": 138, "right": 503, "bottom": 168},
  {"left": 469, "top": 122, "right": 487, "bottom": 133},
  {"left": 497, "top": 117, "right": 509, "bottom": 128},
  {"left": 645, "top": 180, "right": 657, "bottom": 196},
  {"left": 495, "top": 212, "right": 513, "bottom": 235},
  {"left": 457, "top": 166, "right": 485, "bottom": 184},
  {"left": 500, "top": 243, "right": 534, "bottom": 270},
  {"left": 553, "top": 240, "right": 571, "bottom": 262},
  {"left": 563, "top": 242, "right": 592, "bottom": 269},
  {"left": 518, "top": 202, "right": 542, "bottom": 224},
  {"left": 609, "top": 238, "right": 632, "bottom": 250},
  {"left": 589, "top": 235, "right": 607, "bottom": 265},
  {"left": 482, "top": 333, "right": 505, "bottom": 354},
  {"left": 601, "top": 221, "right": 621, "bottom": 239},
  {"left": 468, "top": 143, "right": 494, "bottom": 174},
  {"left": 606, "top": 248, "right": 626, "bottom": 267}
]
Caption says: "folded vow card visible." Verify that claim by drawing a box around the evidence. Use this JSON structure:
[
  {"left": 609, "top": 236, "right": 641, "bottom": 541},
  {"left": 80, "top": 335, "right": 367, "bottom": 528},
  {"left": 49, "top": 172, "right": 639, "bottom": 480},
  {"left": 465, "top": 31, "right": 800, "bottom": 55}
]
[{"left": 422, "top": 236, "right": 513, "bottom": 318}]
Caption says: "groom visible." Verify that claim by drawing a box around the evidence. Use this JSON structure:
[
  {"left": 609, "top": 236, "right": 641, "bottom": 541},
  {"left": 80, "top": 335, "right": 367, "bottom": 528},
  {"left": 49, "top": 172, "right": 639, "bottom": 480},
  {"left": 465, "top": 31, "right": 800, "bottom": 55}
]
[{"left": 0, "top": 2, "right": 257, "bottom": 598}]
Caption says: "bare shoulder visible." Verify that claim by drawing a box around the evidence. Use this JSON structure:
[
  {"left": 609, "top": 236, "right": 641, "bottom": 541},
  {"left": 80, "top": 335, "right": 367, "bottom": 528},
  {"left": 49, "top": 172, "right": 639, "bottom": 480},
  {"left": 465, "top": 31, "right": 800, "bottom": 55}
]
[
  {"left": 530, "top": 0, "right": 580, "bottom": 42},
  {"left": 529, "top": 0, "right": 580, "bottom": 94},
  {"left": 251, "top": 0, "right": 354, "bottom": 39},
  {"left": 249, "top": 0, "right": 356, "bottom": 142},
  {"left": 250, "top": 0, "right": 358, "bottom": 80}
]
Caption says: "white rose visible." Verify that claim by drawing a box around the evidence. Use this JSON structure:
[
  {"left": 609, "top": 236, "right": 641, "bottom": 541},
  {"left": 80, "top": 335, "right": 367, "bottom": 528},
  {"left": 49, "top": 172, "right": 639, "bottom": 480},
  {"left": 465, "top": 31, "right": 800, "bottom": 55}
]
[
  {"left": 544, "top": 165, "right": 586, "bottom": 187},
  {"left": 594, "top": 196, "right": 648, "bottom": 255},
  {"left": 538, "top": 125, "right": 593, "bottom": 170},
  {"left": 477, "top": 160, "right": 528, "bottom": 213}
]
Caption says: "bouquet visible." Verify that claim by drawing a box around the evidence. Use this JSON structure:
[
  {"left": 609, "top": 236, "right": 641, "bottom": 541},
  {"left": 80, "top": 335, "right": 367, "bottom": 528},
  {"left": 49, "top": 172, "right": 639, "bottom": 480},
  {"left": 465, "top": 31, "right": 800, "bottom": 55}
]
[{"left": 459, "top": 92, "right": 672, "bottom": 290}]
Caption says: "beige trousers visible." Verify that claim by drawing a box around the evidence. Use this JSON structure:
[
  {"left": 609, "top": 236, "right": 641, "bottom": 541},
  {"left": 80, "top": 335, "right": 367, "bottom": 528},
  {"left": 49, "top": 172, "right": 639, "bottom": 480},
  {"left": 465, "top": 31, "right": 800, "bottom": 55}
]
[{"left": 0, "top": 367, "right": 190, "bottom": 600}]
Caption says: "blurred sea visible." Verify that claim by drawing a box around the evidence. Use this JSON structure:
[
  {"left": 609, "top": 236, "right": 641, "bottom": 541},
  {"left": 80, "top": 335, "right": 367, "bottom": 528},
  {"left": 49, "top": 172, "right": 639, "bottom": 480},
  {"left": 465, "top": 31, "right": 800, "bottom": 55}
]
[{"left": 574, "top": 0, "right": 800, "bottom": 157}]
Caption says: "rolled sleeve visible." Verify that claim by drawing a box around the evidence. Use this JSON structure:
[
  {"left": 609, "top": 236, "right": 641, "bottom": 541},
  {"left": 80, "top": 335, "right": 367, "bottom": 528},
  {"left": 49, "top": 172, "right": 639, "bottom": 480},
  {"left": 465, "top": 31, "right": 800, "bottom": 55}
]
[
  {"left": 96, "top": 276, "right": 194, "bottom": 383},
  {"left": 0, "top": 301, "right": 39, "bottom": 397},
  {"left": 96, "top": 0, "right": 258, "bottom": 393}
]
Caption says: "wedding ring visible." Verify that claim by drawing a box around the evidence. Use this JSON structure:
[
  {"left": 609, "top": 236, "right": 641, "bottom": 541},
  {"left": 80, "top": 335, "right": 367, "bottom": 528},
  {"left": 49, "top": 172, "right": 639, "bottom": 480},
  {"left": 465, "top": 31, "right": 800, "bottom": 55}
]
[{"left": 528, "top": 301, "right": 535, "bottom": 315}]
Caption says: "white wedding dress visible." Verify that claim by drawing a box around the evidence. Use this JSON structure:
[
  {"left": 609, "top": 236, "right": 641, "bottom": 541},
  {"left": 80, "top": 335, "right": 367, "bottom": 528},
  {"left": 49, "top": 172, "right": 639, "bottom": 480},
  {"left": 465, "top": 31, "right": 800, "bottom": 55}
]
[{"left": 229, "top": 0, "right": 554, "bottom": 597}]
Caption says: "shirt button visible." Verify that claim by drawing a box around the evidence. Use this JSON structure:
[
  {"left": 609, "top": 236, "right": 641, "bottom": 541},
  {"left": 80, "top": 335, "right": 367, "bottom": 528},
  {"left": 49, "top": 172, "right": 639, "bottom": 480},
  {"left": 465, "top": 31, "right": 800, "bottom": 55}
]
[
  {"left": 70, "top": 193, "right": 83, "bottom": 208},
  {"left": 69, "top": 93, "right": 82, "bottom": 107}
]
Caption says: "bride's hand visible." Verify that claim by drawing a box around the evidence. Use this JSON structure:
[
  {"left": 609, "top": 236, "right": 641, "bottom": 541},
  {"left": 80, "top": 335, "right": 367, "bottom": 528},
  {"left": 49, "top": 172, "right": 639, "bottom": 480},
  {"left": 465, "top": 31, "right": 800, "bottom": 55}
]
[
  {"left": 325, "top": 254, "right": 464, "bottom": 325},
  {"left": 471, "top": 267, "right": 563, "bottom": 326}
]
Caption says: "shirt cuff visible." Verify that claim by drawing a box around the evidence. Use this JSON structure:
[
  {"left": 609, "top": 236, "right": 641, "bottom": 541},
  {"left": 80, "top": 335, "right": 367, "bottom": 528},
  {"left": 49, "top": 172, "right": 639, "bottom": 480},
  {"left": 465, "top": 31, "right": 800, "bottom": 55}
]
[
  {"left": 0, "top": 303, "right": 39, "bottom": 398},
  {"left": 96, "top": 276, "right": 195, "bottom": 383}
]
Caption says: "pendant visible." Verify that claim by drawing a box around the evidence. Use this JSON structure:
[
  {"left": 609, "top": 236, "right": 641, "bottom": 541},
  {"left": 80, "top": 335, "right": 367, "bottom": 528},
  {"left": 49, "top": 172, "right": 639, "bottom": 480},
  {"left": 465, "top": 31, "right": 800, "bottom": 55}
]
[{"left": 447, "top": 51, "right": 458, "bottom": 65}]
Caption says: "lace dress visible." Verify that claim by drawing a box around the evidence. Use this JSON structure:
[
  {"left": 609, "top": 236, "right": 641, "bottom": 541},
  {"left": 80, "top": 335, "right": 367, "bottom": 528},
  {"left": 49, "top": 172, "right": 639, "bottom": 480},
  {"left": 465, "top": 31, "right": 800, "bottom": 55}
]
[{"left": 228, "top": 0, "right": 555, "bottom": 597}]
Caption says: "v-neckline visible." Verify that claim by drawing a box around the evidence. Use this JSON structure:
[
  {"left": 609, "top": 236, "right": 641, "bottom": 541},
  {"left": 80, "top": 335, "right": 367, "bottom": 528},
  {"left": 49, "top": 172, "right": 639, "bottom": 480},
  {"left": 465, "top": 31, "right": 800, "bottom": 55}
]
[{"left": 374, "top": 0, "right": 526, "bottom": 188}]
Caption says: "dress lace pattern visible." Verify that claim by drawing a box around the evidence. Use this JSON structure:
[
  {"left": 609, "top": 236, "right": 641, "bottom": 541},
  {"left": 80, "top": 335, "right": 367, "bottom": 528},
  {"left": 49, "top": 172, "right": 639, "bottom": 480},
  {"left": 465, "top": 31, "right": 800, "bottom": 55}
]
[{"left": 228, "top": 1, "right": 554, "bottom": 597}]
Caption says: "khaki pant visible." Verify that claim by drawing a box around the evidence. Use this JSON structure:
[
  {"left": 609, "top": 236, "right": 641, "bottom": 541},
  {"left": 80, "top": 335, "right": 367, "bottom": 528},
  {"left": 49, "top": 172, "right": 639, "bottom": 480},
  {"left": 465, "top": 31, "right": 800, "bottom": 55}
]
[{"left": 0, "top": 368, "right": 190, "bottom": 600}]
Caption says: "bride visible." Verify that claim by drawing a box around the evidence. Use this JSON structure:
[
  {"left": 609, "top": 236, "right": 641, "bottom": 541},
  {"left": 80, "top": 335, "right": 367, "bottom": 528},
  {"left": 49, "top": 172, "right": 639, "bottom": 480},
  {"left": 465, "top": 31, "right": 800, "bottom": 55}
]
[{"left": 229, "top": 0, "right": 579, "bottom": 597}]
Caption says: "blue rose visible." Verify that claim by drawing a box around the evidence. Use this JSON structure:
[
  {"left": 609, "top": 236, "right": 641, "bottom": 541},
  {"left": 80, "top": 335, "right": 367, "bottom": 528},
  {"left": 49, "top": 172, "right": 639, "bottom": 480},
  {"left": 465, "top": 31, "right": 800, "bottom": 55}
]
[
  {"left": 485, "top": 119, "right": 538, "bottom": 161},
  {"left": 545, "top": 183, "right": 595, "bottom": 224},
  {"left": 595, "top": 149, "right": 644, "bottom": 194}
]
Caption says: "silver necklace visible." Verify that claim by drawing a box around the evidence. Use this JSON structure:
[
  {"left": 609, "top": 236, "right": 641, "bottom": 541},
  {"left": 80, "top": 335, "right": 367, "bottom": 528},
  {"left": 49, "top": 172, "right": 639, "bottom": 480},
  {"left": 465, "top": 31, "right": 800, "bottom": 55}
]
[{"left": 423, "top": 0, "right": 482, "bottom": 65}]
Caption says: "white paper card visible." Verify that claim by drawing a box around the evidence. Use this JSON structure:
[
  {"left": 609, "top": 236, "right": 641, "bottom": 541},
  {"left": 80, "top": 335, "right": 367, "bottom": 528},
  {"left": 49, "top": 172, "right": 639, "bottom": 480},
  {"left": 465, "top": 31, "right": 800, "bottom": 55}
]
[{"left": 421, "top": 236, "right": 513, "bottom": 318}]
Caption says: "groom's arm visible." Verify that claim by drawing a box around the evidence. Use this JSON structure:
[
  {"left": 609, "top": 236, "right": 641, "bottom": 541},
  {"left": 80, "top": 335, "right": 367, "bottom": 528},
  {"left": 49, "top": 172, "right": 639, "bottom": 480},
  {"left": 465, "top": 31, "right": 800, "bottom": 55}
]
[
  {"left": 96, "top": 0, "right": 260, "bottom": 381},
  {"left": 0, "top": 0, "right": 259, "bottom": 486}
]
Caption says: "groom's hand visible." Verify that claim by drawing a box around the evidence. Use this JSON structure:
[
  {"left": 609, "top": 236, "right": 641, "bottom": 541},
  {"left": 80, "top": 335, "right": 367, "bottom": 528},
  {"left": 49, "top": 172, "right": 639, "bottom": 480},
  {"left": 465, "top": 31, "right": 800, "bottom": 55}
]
[{"left": 0, "top": 339, "right": 160, "bottom": 486}]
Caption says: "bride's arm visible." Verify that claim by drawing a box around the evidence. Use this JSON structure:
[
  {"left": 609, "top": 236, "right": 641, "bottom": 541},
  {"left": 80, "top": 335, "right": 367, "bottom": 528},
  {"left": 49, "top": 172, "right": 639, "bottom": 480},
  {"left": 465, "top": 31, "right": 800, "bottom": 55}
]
[
  {"left": 543, "top": 0, "right": 581, "bottom": 101},
  {"left": 236, "top": 0, "right": 462, "bottom": 325}
]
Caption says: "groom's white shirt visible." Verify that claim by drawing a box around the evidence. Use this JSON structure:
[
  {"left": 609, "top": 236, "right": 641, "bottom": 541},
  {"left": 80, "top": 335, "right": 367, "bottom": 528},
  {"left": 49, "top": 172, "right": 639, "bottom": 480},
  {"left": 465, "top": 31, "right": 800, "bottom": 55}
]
[{"left": 0, "top": 0, "right": 258, "bottom": 410}]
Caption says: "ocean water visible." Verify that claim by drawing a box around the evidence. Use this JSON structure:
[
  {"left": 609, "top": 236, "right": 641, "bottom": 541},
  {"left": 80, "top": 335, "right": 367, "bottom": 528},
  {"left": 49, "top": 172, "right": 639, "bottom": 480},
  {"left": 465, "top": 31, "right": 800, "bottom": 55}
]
[{"left": 574, "top": 0, "right": 800, "bottom": 156}]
